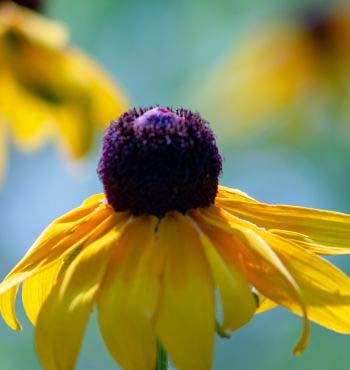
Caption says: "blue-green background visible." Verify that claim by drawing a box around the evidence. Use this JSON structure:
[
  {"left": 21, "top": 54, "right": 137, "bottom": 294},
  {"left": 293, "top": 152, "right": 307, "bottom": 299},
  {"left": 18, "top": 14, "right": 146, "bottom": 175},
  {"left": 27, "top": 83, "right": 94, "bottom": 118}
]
[{"left": 0, "top": 0, "right": 349, "bottom": 369}]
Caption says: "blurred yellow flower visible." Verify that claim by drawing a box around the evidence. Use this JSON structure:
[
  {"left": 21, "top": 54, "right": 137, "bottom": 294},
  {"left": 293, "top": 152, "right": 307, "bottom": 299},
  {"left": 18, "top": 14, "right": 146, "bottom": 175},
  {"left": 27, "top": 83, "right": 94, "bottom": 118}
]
[
  {"left": 0, "top": 1, "right": 129, "bottom": 180},
  {"left": 196, "top": 4, "right": 349, "bottom": 135},
  {"left": 1, "top": 107, "right": 350, "bottom": 370}
]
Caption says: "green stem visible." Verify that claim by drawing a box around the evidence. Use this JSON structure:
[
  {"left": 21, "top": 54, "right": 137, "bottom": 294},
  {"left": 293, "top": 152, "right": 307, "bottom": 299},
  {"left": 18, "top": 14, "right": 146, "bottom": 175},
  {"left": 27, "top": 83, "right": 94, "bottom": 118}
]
[{"left": 155, "top": 341, "right": 168, "bottom": 370}]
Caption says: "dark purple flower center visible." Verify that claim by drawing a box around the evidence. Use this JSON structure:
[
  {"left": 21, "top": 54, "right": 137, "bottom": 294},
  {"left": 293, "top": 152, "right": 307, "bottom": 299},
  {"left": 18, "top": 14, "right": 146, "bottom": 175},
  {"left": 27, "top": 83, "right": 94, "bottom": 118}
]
[
  {"left": 1, "top": 0, "right": 43, "bottom": 11},
  {"left": 302, "top": 8, "right": 333, "bottom": 48},
  {"left": 98, "top": 106, "right": 222, "bottom": 217}
]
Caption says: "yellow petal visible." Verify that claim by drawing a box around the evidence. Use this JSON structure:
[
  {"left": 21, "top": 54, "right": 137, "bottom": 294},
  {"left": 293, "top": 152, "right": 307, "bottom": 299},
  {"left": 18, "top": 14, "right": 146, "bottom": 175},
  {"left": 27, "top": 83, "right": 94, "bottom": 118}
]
[
  {"left": 0, "top": 285, "right": 20, "bottom": 330},
  {"left": 269, "top": 229, "right": 350, "bottom": 255},
  {"left": 196, "top": 23, "right": 314, "bottom": 132},
  {"left": 47, "top": 48, "right": 129, "bottom": 158},
  {"left": 65, "top": 48, "right": 129, "bottom": 127},
  {"left": 0, "top": 206, "right": 111, "bottom": 297},
  {"left": 22, "top": 258, "right": 63, "bottom": 325},
  {"left": 217, "top": 185, "right": 257, "bottom": 203},
  {"left": 0, "top": 73, "right": 51, "bottom": 151},
  {"left": 217, "top": 188, "right": 350, "bottom": 255},
  {"left": 255, "top": 296, "right": 278, "bottom": 314},
  {"left": 199, "top": 207, "right": 310, "bottom": 355},
  {"left": 98, "top": 216, "right": 163, "bottom": 370},
  {"left": 1, "top": 8, "right": 127, "bottom": 159},
  {"left": 3, "top": 197, "right": 109, "bottom": 280},
  {"left": 270, "top": 234, "right": 350, "bottom": 333},
  {"left": 35, "top": 214, "right": 129, "bottom": 370},
  {"left": 82, "top": 193, "right": 105, "bottom": 206},
  {"left": 0, "top": 2, "right": 68, "bottom": 49},
  {"left": 190, "top": 213, "right": 256, "bottom": 331},
  {"left": 50, "top": 104, "right": 94, "bottom": 159},
  {"left": 0, "top": 200, "right": 112, "bottom": 330},
  {"left": 155, "top": 213, "right": 215, "bottom": 370}
]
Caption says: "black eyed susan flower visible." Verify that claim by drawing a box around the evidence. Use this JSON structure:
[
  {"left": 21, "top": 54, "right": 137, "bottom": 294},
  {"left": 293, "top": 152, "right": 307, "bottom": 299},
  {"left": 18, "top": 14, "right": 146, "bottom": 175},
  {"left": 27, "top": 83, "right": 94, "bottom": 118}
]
[
  {"left": 2, "top": 106, "right": 350, "bottom": 370},
  {"left": 0, "top": 0, "right": 128, "bottom": 180},
  {"left": 196, "top": 4, "right": 349, "bottom": 135}
]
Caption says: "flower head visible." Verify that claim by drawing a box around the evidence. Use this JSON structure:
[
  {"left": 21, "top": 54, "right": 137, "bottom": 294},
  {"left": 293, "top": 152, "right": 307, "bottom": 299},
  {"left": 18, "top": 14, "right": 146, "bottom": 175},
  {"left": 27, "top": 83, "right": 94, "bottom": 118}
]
[
  {"left": 0, "top": 1, "right": 128, "bottom": 181},
  {"left": 2, "top": 107, "right": 350, "bottom": 370},
  {"left": 98, "top": 106, "right": 222, "bottom": 216}
]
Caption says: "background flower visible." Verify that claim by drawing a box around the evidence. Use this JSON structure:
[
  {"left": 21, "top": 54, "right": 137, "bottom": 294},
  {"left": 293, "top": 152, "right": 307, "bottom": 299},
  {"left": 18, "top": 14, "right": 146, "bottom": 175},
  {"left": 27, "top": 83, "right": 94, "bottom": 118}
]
[
  {"left": 194, "top": 2, "right": 349, "bottom": 140},
  {"left": 0, "top": 1, "right": 129, "bottom": 181}
]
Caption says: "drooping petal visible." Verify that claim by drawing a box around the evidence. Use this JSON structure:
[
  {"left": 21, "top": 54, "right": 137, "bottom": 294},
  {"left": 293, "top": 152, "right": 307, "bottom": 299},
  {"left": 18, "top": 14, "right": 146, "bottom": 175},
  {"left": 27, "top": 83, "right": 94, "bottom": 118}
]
[
  {"left": 198, "top": 207, "right": 310, "bottom": 355},
  {"left": 268, "top": 229, "right": 350, "bottom": 255},
  {"left": 270, "top": 234, "right": 350, "bottom": 333},
  {"left": 189, "top": 213, "right": 256, "bottom": 332},
  {"left": 35, "top": 213, "right": 129, "bottom": 370},
  {"left": 22, "top": 258, "right": 63, "bottom": 325},
  {"left": 14, "top": 195, "right": 106, "bottom": 267},
  {"left": 98, "top": 216, "right": 164, "bottom": 370},
  {"left": 0, "top": 197, "right": 108, "bottom": 285},
  {"left": 155, "top": 212, "right": 215, "bottom": 370},
  {"left": 217, "top": 188, "right": 350, "bottom": 255},
  {"left": 0, "top": 285, "right": 20, "bottom": 330},
  {"left": 0, "top": 203, "right": 114, "bottom": 330}
]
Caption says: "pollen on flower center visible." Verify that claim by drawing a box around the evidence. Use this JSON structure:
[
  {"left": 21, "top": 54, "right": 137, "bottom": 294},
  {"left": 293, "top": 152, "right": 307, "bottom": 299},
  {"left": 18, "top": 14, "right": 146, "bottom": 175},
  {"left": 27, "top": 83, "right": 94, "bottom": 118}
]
[{"left": 98, "top": 106, "right": 222, "bottom": 217}]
